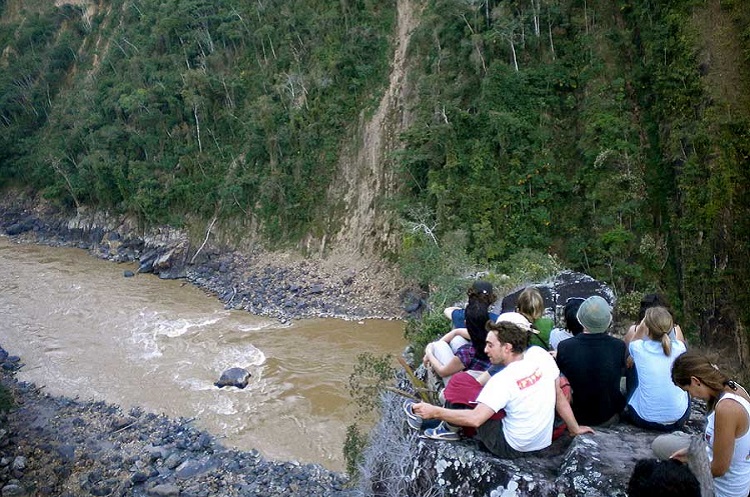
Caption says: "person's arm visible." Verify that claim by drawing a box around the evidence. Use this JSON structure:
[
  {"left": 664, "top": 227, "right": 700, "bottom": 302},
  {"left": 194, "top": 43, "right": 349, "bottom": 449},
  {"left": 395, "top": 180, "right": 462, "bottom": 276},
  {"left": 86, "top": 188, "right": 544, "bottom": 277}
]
[
  {"left": 674, "top": 324, "right": 686, "bottom": 346},
  {"left": 669, "top": 447, "right": 689, "bottom": 463},
  {"left": 631, "top": 321, "right": 649, "bottom": 342},
  {"left": 439, "top": 328, "right": 469, "bottom": 343},
  {"left": 710, "top": 398, "right": 745, "bottom": 477},
  {"left": 555, "top": 377, "right": 594, "bottom": 436},
  {"left": 475, "top": 370, "right": 492, "bottom": 386},
  {"left": 444, "top": 306, "right": 461, "bottom": 321},
  {"left": 623, "top": 324, "right": 637, "bottom": 348},
  {"left": 412, "top": 401, "right": 495, "bottom": 428}
]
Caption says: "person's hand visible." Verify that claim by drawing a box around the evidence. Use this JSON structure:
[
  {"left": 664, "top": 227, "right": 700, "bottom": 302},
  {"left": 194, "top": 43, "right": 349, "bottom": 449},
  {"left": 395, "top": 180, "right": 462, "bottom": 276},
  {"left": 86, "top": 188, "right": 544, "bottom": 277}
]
[
  {"left": 569, "top": 425, "right": 595, "bottom": 436},
  {"left": 412, "top": 402, "right": 437, "bottom": 419},
  {"left": 669, "top": 447, "right": 689, "bottom": 463},
  {"left": 626, "top": 356, "right": 634, "bottom": 369}
]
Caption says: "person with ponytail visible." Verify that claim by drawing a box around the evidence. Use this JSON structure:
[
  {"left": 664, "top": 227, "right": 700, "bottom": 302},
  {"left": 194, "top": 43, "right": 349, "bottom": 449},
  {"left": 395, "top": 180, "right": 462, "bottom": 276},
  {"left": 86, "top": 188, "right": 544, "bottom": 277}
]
[
  {"left": 652, "top": 351, "right": 750, "bottom": 497},
  {"left": 622, "top": 306, "right": 690, "bottom": 431}
]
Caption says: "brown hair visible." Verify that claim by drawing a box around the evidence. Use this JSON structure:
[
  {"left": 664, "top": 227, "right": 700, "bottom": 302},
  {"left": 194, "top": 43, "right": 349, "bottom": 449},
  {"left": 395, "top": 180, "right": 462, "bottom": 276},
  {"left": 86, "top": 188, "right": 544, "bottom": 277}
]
[
  {"left": 643, "top": 306, "right": 674, "bottom": 356},
  {"left": 486, "top": 320, "right": 529, "bottom": 354},
  {"left": 671, "top": 351, "right": 740, "bottom": 411},
  {"left": 517, "top": 287, "right": 544, "bottom": 322}
]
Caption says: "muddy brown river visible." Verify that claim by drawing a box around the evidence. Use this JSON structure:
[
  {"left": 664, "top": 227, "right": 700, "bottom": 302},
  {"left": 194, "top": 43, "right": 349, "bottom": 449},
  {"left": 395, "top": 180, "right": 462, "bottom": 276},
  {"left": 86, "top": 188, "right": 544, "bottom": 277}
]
[{"left": 0, "top": 237, "right": 405, "bottom": 472}]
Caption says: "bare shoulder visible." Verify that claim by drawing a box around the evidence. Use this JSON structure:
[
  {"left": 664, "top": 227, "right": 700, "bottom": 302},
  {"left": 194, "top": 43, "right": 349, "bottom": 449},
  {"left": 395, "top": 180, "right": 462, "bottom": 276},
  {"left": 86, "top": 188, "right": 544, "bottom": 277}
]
[{"left": 716, "top": 395, "right": 749, "bottom": 421}]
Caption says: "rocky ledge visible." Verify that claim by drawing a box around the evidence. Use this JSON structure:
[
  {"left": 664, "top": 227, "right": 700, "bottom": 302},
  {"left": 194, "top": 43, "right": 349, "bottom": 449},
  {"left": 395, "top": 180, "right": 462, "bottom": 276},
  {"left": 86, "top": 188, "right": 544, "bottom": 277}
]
[
  {"left": 357, "top": 390, "right": 706, "bottom": 497},
  {"left": 0, "top": 347, "right": 351, "bottom": 497}
]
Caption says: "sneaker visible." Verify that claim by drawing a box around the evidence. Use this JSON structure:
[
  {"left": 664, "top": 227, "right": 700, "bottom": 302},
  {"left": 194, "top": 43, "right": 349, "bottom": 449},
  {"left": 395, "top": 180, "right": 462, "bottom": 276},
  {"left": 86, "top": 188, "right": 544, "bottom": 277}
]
[
  {"left": 403, "top": 400, "right": 423, "bottom": 431},
  {"left": 421, "top": 421, "right": 461, "bottom": 441}
]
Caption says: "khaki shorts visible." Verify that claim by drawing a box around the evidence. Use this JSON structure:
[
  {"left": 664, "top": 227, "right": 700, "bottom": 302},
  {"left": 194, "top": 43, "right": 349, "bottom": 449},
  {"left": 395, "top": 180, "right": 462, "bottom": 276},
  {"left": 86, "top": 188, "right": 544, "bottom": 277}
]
[{"left": 475, "top": 418, "right": 527, "bottom": 459}]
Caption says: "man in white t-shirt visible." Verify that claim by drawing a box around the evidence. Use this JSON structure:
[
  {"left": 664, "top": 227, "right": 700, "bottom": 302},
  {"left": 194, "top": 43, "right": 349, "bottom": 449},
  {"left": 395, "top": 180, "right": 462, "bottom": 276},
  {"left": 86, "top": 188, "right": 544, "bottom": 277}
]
[{"left": 412, "top": 321, "right": 593, "bottom": 458}]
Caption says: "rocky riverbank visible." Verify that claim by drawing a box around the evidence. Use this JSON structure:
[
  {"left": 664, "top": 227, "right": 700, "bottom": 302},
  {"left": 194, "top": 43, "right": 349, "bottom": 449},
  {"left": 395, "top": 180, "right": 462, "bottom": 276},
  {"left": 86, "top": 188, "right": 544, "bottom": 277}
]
[
  {"left": 0, "top": 196, "right": 409, "bottom": 496},
  {"left": 0, "top": 347, "right": 352, "bottom": 497},
  {"left": 0, "top": 194, "right": 414, "bottom": 325}
]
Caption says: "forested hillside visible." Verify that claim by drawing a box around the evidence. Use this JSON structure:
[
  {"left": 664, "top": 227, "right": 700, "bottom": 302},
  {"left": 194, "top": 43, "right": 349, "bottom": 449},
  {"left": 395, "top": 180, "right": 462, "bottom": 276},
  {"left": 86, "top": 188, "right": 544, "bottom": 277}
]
[{"left": 1, "top": 0, "right": 749, "bottom": 364}]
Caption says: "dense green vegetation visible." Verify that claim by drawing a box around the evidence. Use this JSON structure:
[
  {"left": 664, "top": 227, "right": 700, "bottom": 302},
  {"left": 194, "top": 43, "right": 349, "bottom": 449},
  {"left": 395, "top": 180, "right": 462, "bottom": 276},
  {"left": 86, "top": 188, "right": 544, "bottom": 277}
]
[
  {"left": 396, "top": 0, "right": 750, "bottom": 359},
  {"left": 0, "top": 0, "right": 394, "bottom": 240},
  {"left": 1, "top": 0, "right": 748, "bottom": 359}
]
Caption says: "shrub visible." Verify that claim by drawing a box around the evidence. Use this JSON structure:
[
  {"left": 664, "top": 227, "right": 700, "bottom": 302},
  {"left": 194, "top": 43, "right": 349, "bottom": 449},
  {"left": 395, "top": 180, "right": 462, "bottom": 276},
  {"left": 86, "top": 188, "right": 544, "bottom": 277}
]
[{"left": 0, "top": 384, "right": 13, "bottom": 415}]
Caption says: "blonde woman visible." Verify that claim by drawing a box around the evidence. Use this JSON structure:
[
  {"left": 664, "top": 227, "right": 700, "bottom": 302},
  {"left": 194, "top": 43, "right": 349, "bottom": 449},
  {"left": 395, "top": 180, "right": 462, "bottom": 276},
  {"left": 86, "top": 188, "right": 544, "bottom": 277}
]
[
  {"left": 623, "top": 293, "right": 686, "bottom": 397},
  {"left": 622, "top": 306, "right": 689, "bottom": 431},
  {"left": 514, "top": 286, "right": 550, "bottom": 349}
]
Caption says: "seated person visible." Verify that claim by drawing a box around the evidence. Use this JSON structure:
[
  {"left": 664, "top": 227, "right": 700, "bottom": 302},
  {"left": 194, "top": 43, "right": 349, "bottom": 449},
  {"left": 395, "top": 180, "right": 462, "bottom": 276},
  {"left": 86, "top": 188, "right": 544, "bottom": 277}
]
[
  {"left": 549, "top": 297, "right": 585, "bottom": 351},
  {"left": 623, "top": 293, "right": 686, "bottom": 396},
  {"left": 443, "top": 280, "right": 498, "bottom": 329},
  {"left": 424, "top": 281, "right": 494, "bottom": 383},
  {"left": 622, "top": 306, "right": 689, "bottom": 432},
  {"left": 555, "top": 295, "right": 627, "bottom": 426},
  {"left": 653, "top": 351, "right": 750, "bottom": 497},
  {"left": 624, "top": 293, "right": 685, "bottom": 347},
  {"left": 409, "top": 321, "right": 593, "bottom": 458},
  {"left": 513, "top": 287, "right": 551, "bottom": 349}
]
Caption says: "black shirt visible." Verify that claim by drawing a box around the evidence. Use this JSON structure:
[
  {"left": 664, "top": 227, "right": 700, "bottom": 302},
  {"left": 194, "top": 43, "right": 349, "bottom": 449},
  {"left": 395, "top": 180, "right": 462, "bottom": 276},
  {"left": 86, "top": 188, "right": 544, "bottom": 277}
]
[{"left": 556, "top": 333, "right": 627, "bottom": 425}]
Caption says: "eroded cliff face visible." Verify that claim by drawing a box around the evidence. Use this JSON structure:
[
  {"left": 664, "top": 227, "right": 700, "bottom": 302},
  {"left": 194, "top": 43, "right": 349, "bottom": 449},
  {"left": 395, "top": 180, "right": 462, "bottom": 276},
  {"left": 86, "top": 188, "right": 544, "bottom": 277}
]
[{"left": 320, "top": 0, "right": 422, "bottom": 261}]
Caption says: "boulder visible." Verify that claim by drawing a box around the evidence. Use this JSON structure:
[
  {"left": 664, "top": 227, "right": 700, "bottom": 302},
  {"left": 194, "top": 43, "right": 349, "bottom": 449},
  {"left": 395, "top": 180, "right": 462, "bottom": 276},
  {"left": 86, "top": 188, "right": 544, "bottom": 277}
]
[
  {"left": 5, "top": 220, "right": 33, "bottom": 236},
  {"left": 138, "top": 249, "right": 159, "bottom": 274},
  {"left": 500, "top": 270, "right": 616, "bottom": 318},
  {"left": 214, "top": 368, "right": 251, "bottom": 389}
]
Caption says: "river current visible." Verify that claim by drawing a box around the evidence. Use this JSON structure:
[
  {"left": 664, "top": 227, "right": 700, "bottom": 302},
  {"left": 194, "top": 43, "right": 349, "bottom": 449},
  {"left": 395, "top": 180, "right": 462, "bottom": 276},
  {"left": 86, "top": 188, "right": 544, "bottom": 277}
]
[{"left": 0, "top": 237, "right": 405, "bottom": 472}]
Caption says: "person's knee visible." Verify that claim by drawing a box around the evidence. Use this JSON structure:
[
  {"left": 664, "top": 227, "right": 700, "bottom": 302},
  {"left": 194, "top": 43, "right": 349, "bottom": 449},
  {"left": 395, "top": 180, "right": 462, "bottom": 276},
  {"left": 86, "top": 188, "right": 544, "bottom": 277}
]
[{"left": 651, "top": 432, "right": 690, "bottom": 460}]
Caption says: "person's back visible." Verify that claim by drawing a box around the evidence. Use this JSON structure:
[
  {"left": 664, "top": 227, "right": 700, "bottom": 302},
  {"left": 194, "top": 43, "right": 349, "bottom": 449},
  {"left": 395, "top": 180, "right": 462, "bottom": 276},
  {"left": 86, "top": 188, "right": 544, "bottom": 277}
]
[
  {"left": 625, "top": 307, "right": 689, "bottom": 431},
  {"left": 557, "top": 333, "right": 626, "bottom": 425},
  {"left": 555, "top": 296, "right": 626, "bottom": 425},
  {"left": 627, "top": 338, "right": 688, "bottom": 423},
  {"left": 549, "top": 297, "right": 585, "bottom": 351}
]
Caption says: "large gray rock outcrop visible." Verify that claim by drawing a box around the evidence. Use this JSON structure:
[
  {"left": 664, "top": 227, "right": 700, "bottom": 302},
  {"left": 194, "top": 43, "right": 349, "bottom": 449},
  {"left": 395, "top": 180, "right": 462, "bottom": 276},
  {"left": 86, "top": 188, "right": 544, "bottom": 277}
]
[
  {"left": 358, "top": 392, "right": 705, "bottom": 497},
  {"left": 499, "top": 270, "right": 616, "bottom": 317}
]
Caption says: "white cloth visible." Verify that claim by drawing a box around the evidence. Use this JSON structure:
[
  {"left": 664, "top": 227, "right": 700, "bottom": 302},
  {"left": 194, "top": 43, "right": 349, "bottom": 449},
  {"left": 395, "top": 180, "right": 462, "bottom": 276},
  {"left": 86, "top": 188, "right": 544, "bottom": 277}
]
[
  {"left": 549, "top": 327, "right": 573, "bottom": 350},
  {"left": 449, "top": 336, "right": 470, "bottom": 352},
  {"left": 628, "top": 339, "right": 688, "bottom": 423},
  {"left": 707, "top": 392, "right": 750, "bottom": 497},
  {"left": 428, "top": 336, "right": 470, "bottom": 382},
  {"left": 475, "top": 346, "right": 558, "bottom": 452}
]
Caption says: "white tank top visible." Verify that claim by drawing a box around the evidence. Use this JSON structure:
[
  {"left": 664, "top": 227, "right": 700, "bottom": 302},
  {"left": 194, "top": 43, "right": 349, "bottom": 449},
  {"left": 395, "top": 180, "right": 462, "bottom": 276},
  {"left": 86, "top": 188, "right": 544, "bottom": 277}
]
[{"left": 705, "top": 391, "right": 750, "bottom": 497}]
